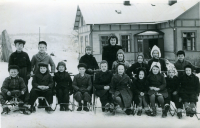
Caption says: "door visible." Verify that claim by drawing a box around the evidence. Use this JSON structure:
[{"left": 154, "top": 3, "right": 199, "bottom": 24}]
[
  {"left": 157, "top": 38, "right": 164, "bottom": 58},
  {"left": 143, "top": 39, "right": 150, "bottom": 59}
]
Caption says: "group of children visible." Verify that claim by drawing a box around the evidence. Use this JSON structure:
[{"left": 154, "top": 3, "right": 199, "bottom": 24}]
[{"left": 0, "top": 36, "right": 199, "bottom": 119}]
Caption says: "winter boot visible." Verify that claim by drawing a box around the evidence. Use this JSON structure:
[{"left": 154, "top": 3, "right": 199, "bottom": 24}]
[
  {"left": 150, "top": 107, "right": 157, "bottom": 116},
  {"left": 125, "top": 109, "right": 132, "bottom": 115},
  {"left": 137, "top": 107, "right": 142, "bottom": 116},
  {"left": 60, "top": 104, "right": 64, "bottom": 111},
  {"left": 145, "top": 110, "right": 151, "bottom": 116},
  {"left": 77, "top": 102, "right": 82, "bottom": 111},
  {"left": 109, "top": 103, "right": 115, "bottom": 113},
  {"left": 105, "top": 103, "right": 110, "bottom": 111},
  {"left": 1, "top": 107, "right": 10, "bottom": 115},
  {"left": 190, "top": 108, "right": 196, "bottom": 117},
  {"left": 64, "top": 104, "right": 70, "bottom": 111},
  {"left": 162, "top": 109, "right": 167, "bottom": 118},
  {"left": 30, "top": 106, "right": 36, "bottom": 113},
  {"left": 185, "top": 107, "right": 192, "bottom": 116},
  {"left": 177, "top": 112, "right": 182, "bottom": 119},
  {"left": 45, "top": 107, "right": 53, "bottom": 114},
  {"left": 83, "top": 102, "right": 89, "bottom": 112}
]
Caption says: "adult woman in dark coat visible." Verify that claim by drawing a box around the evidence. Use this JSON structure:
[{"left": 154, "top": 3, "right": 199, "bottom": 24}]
[{"left": 102, "top": 34, "right": 122, "bottom": 70}]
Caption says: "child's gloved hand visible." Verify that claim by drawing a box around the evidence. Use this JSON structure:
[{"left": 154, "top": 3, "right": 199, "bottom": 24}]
[
  {"left": 104, "top": 86, "right": 110, "bottom": 90},
  {"left": 140, "top": 92, "right": 144, "bottom": 96},
  {"left": 7, "top": 91, "right": 11, "bottom": 96},
  {"left": 154, "top": 87, "right": 160, "bottom": 91},
  {"left": 21, "top": 91, "right": 24, "bottom": 95},
  {"left": 30, "top": 71, "right": 34, "bottom": 77},
  {"left": 172, "top": 91, "right": 177, "bottom": 95},
  {"left": 149, "top": 87, "right": 155, "bottom": 90}
]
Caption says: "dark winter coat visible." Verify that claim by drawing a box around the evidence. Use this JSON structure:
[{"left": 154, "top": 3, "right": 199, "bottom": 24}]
[
  {"left": 79, "top": 54, "right": 99, "bottom": 75},
  {"left": 102, "top": 45, "right": 122, "bottom": 70},
  {"left": 174, "top": 60, "right": 197, "bottom": 77},
  {"left": 72, "top": 73, "right": 92, "bottom": 92},
  {"left": 147, "top": 73, "right": 168, "bottom": 98},
  {"left": 132, "top": 79, "right": 149, "bottom": 95},
  {"left": 110, "top": 73, "right": 133, "bottom": 108},
  {"left": 53, "top": 71, "right": 72, "bottom": 91},
  {"left": 31, "top": 52, "right": 55, "bottom": 74},
  {"left": 93, "top": 70, "right": 113, "bottom": 97},
  {"left": 148, "top": 58, "right": 167, "bottom": 72},
  {"left": 32, "top": 70, "right": 54, "bottom": 91},
  {"left": 9, "top": 51, "right": 31, "bottom": 73},
  {"left": 165, "top": 76, "right": 180, "bottom": 93},
  {"left": 127, "top": 62, "right": 149, "bottom": 80},
  {"left": 1, "top": 76, "right": 26, "bottom": 96},
  {"left": 179, "top": 73, "right": 200, "bottom": 95}
]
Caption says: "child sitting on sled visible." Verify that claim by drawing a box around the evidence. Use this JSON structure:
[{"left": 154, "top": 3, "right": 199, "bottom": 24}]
[
  {"left": 0, "top": 65, "right": 30, "bottom": 115},
  {"left": 147, "top": 62, "right": 168, "bottom": 117},
  {"left": 94, "top": 60, "right": 114, "bottom": 112},
  {"left": 179, "top": 65, "right": 200, "bottom": 117},
  {"left": 54, "top": 61, "right": 73, "bottom": 111},
  {"left": 29, "top": 62, "right": 54, "bottom": 113},
  {"left": 110, "top": 63, "right": 133, "bottom": 115},
  {"left": 72, "top": 63, "right": 92, "bottom": 112}
]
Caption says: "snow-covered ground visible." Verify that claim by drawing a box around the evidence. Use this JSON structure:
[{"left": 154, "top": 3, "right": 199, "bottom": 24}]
[{"left": 0, "top": 41, "right": 200, "bottom": 128}]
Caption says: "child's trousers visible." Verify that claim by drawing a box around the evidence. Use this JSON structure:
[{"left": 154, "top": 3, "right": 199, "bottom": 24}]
[
  {"left": 74, "top": 91, "right": 91, "bottom": 102},
  {"left": 56, "top": 88, "right": 70, "bottom": 104},
  {"left": 99, "top": 91, "right": 113, "bottom": 107}
]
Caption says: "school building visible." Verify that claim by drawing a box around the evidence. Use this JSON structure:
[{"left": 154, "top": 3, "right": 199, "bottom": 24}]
[{"left": 73, "top": 0, "right": 200, "bottom": 63}]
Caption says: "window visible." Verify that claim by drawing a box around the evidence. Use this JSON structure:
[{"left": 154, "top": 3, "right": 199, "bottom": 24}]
[
  {"left": 80, "top": 36, "right": 84, "bottom": 53},
  {"left": 100, "top": 35, "right": 109, "bottom": 51},
  {"left": 137, "top": 39, "right": 143, "bottom": 52},
  {"left": 182, "top": 32, "right": 196, "bottom": 51},
  {"left": 85, "top": 35, "right": 89, "bottom": 46},
  {"left": 121, "top": 35, "right": 131, "bottom": 52}
]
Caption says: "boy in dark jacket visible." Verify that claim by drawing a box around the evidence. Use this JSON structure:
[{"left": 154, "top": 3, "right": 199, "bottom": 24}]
[
  {"left": 0, "top": 65, "right": 29, "bottom": 114},
  {"left": 79, "top": 46, "right": 99, "bottom": 75},
  {"left": 179, "top": 65, "right": 200, "bottom": 117},
  {"left": 29, "top": 62, "right": 54, "bottom": 113},
  {"left": 72, "top": 63, "right": 92, "bottom": 112},
  {"left": 110, "top": 63, "right": 133, "bottom": 115},
  {"left": 9, "top": 39, "right": 31, "bottom": 88},
  {"left": 54, "top": 61, "right": 72, "bottom": 111},
  {"left": 127, "top": 53, "right": 149, "bottom": 81},
  {"left": 94, "top": 60, "right": 113, "bottom": 112},
  {"left": 166, "top": 68, "right": 183, "bottom": 118},
  {"left": 174, "top": 50, "right": 199, "bottom": 78},
  {"left": 132, "top": 68, "right": 151, "bottom": 116},
  {"left": 147, "top": 62, "right": 168, "bottom": 117}
]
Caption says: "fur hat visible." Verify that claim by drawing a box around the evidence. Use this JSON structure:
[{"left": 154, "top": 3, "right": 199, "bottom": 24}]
[
  {"left": 184, "top": 65, "right": 193, "bottom": 71},
  {"left": 176, "top": 50, "right": 185, "bottom": 56},
  {"left": 8, "top": 65, "right": 19, "bottom": 72},
  {"left": 38, "top": 62, "right": 48, "bottom": 68},
  {"left": 38, "top": 41, "right": 47, "bottom": 46},
  {"left": 108, "top": 34, "right": 118, "bottom": 45},
  {"left": 150, "top": 62, "right": 161, "bottom": 73},
  {"left": 136, "top": 67, "right": 147, "bottom": 79},
  {"left": 56, "top": 61, "right": 66, "bottom": 70},
  {"left": 14, "top": 39, "right": 26, "bottom": 45},
  {"left": 77, "top": 63, "right": 87, "bottom": 69},
  {"left": 151, "top": 45, "right": 161, "bottom": 58}
]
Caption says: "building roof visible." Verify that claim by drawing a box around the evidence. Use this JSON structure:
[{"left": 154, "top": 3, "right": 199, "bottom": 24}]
[{"left": 74, "top": 0, "right": 200, "bottom": 30}]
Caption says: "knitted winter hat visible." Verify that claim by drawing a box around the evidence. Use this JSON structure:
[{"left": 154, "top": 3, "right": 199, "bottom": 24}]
[
  {"left": 8, "top": 65, "right": 19, "bottom": 72},
  {"left": 77, "top": 63, "right": 87, "bottom": 69},
  {"left": 176, "top": 50, "right": 185, "bottom": 56},
  {"left": 151, "top": 45, "right": 161, "bottom": 58},
  {"left": 108, "top": 34, "right": 118, "bottom": 45},
  {"left": 136, "top": 67, "right": 147, "bottom": 79},
  {"left": 136, "top": 53, "right": 144, "bottom": 60},
  {"left": 149, "top": 62, "right": 161, "bottom": 73},
  {"left": 184, "top": 65, "right": 193, "bottom": 72},
  {"left": 56, "top": 61, "right": 67, "bottom": 70},
  {"left": 100, "top": 60, "right": 108, "bottom": 66},
  {"left": 116, "top": 49, "right": 125, "bottom": 61},
  {"left": 38, "top": 41, "right": 47, "bottom": 46},
  {"left": 14, "top": 39, "right": 26, "bottom": 45},
  {"left": 38, "top": 62, "right": 48, "bottom": 68}
]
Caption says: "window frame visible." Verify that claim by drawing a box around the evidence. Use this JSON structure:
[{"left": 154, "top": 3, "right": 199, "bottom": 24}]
[
  {"left": 181, "top": 30, "right": 197, "bottom": 51},
  {"left": 120, "top": 34, "right": 132, "bottom": 53},
  {"left": 99, "top": 34, "right": 110, "bottom": 53}
]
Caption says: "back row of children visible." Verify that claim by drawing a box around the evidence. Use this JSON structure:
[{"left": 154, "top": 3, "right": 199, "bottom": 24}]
[{"left": 0, "top": 36, "right": 200, "bottom": 118}]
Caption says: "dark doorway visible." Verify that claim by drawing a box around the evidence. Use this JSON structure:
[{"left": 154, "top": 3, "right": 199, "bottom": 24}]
[{"left": 149, "top": 39, "right": 158, "bottom": 49}]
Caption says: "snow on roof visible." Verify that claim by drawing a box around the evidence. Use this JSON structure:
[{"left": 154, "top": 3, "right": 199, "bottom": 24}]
[{"left": 74, "top": 0, "right": 200, "bottom": 29}]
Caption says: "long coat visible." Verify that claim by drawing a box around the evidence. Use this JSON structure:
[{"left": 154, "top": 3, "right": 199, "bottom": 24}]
[
  {"left": 110, "top": 73, "right": 133, "bottom": 108},
  {"left": 165, "top": 76, "right": 180, "bottom": 94},
  {"left": 79, "top": 54, "right": 99, "bottom": 75},
  {"left": 53, "top": 71, "right": 72, "bottom": 90},
  {"left": 32, "top": 71, "right": 54, "bottom": 92},
  {"left": 147, "top": 73, "right": 168, "bottom": 98},
  {"left": 179, "top": 73, "right": 200, "bottom": 95},
  {"left": 127, "top": 62, "right": 149, "bottom": 80},
  {"left": 102, "top": 45, "right": 122, "bottom": 70},
  {"left": 1, "top": 76, "right": 27, "bottom": 96},
  {"left": 93, "top": 70, "right": 113, "bottom": 97},
  {"left": 72, "top": 73, "right": 92, "bottom": 92}
]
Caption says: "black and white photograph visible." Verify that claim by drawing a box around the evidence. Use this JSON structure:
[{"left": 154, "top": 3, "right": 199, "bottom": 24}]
[{"left": 0, "top": 0, "right": 200, "bottom": 127}]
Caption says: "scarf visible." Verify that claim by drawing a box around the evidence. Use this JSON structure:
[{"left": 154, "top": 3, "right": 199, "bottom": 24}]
[{"left": 36, "top": 52, "right": 48, "bottom": 62}]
